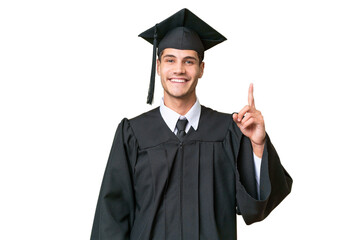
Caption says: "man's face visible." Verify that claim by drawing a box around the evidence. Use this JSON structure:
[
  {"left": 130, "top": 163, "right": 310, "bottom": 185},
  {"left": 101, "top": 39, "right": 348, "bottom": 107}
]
[{"left": 157, "top": 48, "right": 204, "bottom": 101}]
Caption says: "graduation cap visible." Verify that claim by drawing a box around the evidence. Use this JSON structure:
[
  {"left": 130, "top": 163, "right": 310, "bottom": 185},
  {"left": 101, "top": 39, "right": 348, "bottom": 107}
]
[{"left": 139, "top": 8, "right": 227, "bottom": 104}]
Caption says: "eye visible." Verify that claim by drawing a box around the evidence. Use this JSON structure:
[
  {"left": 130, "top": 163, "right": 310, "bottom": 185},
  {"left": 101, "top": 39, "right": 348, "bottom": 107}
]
[
  {"left": 185, "top": 60, "right": 194, "bottom": 65},
  {"left": 165, "top": 59, "right": 175, "bottom": 63}
]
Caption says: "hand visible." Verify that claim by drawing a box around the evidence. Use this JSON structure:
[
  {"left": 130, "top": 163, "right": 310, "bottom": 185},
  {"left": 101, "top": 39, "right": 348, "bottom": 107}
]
[{"left": 232, "top": 83, "right": 266, "bottom": 157}]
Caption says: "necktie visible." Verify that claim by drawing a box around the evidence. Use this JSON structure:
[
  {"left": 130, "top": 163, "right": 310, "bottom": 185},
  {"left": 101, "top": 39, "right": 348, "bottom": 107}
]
[{"left": 176, "top": 118, "right": 188, "bottom": 139}]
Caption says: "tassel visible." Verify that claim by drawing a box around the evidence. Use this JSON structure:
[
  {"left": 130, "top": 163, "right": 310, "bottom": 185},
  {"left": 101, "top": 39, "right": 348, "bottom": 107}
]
[{"left": 147, "top": 24, "right": 158, "bottom": 104}]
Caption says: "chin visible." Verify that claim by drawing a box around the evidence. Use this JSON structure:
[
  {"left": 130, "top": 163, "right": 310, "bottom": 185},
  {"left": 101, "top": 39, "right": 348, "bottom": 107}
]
[
  {"left": 168, "top": 91, "right": 195, "bottom": 100},
  {"left": 169, "top": 93, "right": 187, "bottom": 99}
]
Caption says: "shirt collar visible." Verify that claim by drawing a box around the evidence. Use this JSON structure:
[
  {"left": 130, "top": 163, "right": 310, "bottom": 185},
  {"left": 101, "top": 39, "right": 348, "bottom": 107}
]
[{"left": 159, "top": 98, "right": 201, "bottom": 133}]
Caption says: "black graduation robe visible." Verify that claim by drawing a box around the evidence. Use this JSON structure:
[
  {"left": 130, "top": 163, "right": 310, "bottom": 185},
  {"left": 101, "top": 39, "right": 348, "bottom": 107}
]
[{"left": 90, "top": 106, "right": 292, "bottom": 240}]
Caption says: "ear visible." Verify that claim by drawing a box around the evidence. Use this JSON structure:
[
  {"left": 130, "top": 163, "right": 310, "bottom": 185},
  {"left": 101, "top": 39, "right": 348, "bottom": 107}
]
[
  {"left": 156, "top": 59, "right": 160, "bottom": 75},
  {"left": 199, "top": 61, "right": 205, "bottom": 78}
]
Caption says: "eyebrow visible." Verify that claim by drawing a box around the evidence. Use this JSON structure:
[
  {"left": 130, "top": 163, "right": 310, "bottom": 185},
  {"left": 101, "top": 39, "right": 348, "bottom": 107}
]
[
  {"left": 183, "top": 56, "right": 198, "bottom": 61},
  {"left": 162, "top": 54, "right": 176, "bottom": 59}
]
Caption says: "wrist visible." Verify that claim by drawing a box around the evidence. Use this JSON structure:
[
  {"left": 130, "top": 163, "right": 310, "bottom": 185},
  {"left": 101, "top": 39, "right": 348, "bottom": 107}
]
[{"left": 251, "top": 140, "right": 265, "bottom": 158}]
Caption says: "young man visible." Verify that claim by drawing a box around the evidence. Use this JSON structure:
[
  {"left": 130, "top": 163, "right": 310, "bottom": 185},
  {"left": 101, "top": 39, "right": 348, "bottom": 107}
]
[{"left": 90, "top": 8, "right": 292, "bottom": 240}]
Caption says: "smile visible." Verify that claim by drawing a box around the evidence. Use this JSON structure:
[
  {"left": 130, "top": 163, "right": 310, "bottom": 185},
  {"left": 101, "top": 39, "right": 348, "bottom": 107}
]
[{"left": 169, "top": 78, "right": 188, "bottom": 83}]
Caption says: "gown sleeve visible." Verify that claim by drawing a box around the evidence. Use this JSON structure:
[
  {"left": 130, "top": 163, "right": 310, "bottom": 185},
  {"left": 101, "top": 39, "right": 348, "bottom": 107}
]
[
  {"left": 90, "top": 119, "right": 137, "bottom": 240},
  {"left": 224, "top": 121, "right": 293, "bottom": 225}
]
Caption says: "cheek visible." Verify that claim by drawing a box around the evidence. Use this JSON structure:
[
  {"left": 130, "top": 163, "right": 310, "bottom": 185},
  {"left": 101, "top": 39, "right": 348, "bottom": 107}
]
[
  {"left": 158, "top": 65, "right": 165, "bottom": 75},
  {"left": 191, "top": 68, "right": 202, "bottom": 78},
  {"left": 159, "top": 65, "right": 171, "bottom": 77}
]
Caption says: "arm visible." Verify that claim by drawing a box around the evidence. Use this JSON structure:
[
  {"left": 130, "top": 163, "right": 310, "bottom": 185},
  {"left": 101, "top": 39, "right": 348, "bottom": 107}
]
[
  {"left": 231, "top": 84, "right": 292, "bottom": 224},
  {"left": 235, "top": 132, "right": 292, "bottom": 224},
  {"left": 90, "top": 119, "right": 136, "bottom": 240},
  {"left": 233, "top": 83, "right": 265, "bottom": 200},
  {"left": 253, "top": 152, "right": 262, "bottom": 199}
]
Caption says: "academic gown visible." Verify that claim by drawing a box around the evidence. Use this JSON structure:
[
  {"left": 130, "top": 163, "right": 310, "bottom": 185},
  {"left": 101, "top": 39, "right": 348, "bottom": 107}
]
[{"left": 90, "top": 106, "right": 292, "bottom": 240}]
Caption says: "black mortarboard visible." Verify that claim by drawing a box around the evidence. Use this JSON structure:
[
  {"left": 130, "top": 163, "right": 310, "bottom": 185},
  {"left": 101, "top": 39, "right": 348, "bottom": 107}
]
[{"left": 139, "top": 8, "right": 227, "bottom": 104}]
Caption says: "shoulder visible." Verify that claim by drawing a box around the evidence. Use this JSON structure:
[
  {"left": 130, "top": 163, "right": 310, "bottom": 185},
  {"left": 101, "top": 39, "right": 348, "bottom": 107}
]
[
  {"left": 127, "top": 107, "right": 172, "bottom": 149},
  {"left": 113, "top": 108, "right": 162, "bottom": 150},
  {"left": 128, "top": 106, "right": 161, "bottom": 138},
  {"left": 128, "top": 107, "right": 160, "bottom": 128},
  {"left": 113, "top": 108, "right": 160, "bottom": 143},
  {"left": 196, "top": 105, "right": 235, "bottom": 141},
  {"left": 200, "top": 105, "right": 232, "bottom": 121}
]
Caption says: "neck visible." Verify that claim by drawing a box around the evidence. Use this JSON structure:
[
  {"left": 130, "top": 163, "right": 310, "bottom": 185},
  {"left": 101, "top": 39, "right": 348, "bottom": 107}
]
[{"left": 163, "top": 94, "right": 196, "bottom": 116}]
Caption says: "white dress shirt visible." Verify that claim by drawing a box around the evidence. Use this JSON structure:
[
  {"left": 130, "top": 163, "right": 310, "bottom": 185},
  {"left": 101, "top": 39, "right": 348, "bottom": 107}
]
[{"left": 159, "top": 98, "right": 262, "bottom": 198}]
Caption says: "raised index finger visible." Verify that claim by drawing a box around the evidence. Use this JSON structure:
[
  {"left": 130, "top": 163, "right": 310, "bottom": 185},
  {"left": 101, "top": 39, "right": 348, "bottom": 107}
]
[{"left": 248, "top": 83, "right": 255, "bottom": 108}]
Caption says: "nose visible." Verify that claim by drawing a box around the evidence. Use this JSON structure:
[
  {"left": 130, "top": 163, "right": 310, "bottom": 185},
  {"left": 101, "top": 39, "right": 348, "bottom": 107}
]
[{"left": 173, "top": 62, "right": 185, "bottom": 75}]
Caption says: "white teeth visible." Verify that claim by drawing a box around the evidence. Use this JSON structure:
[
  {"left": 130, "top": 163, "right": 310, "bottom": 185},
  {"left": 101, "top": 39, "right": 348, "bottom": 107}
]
[{"left": 170, "top": 79, "right": 186, "bottom": 83}]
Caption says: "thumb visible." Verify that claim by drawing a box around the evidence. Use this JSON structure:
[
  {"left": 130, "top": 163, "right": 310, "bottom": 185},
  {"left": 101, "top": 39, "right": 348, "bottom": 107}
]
[{"left": 232, "top": 113, "right": 239, "bottom": 122}]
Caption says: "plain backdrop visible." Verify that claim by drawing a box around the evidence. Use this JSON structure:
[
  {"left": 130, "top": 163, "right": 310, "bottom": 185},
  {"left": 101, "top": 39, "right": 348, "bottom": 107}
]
[{"left": 1, "top": 0, "right": 359, "bottom": 239}]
